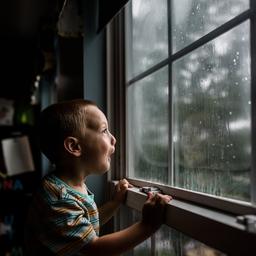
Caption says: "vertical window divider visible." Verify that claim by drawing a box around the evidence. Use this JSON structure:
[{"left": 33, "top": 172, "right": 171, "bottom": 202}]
[
  {"left": 250, "top": 0, "right": 256, "bottom": 204},
  {"left": 125, "top": 2, "right": 133, "bottom": 180},
  {"left": 167, "top": 0, "right": 173, "bottom": 186},
  {"left": 151, "top": 233, "right": 156, "bottom": 256}
]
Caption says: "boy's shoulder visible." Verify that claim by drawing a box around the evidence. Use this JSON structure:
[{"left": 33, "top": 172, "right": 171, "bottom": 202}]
[
  {"left": 38, "top": 173, "right": 68, "bottom": 203},
  {"left": 38, "top": 173, "right": 94, "bottom": 205}
]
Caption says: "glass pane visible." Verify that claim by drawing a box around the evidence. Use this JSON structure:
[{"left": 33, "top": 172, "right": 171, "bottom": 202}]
[
  {"left": 125, "top": 0, "right": 168, "bottom": 80},
  {"left": 121, "top": 207, "right": 226, "bottom": 256},
  {"left": 172, "top": 0, "right": 249, "bottom": 53},
  {"left": 173, "top": 22, "right": 251, "bottom": 201},
  {"left": 121, "top": 208, "right": 151, "bottom": 256},
  {"left": 127, "top": 67, "right": 168, "bottom": 183},
  {"left": 155, "top": 225, "right": 226, "bottom": 256}
]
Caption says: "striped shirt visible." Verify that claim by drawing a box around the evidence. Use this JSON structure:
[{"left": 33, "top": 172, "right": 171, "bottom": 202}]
[{"left": 25, "top": 173, "right": 99, "bottom": 256}]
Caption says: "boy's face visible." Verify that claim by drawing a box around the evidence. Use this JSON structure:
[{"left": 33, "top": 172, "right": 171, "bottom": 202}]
[{"left": 79, "top": 105, "right": 116, "bottom": 174}]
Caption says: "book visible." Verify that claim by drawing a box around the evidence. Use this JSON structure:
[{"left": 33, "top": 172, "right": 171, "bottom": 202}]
[{"left": 1, "top": 136, "right": 35, "bottom": 176}]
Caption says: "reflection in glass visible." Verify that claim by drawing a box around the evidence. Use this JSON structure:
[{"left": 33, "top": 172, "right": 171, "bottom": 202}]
[
  {"left": 172, "top": 0, "right": 249, "bottom": 53},
  {"left": 173, "top": 22, "right": 251, "bottom": 201},
  {"left": 127, "top": 67, "right": 168, "bottom": 184},
  {"left": 126, "top": 0, "right": 168, "bottom": 80}
]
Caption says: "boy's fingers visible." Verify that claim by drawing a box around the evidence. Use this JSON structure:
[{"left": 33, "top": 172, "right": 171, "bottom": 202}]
[
  {"left": 121, "top": 183, "right": 129, "bottom": 190},
  {"left": 156, "top": 193, "right": 172, "bottom": 203},
  {"left": 119, "top": 178, "right": 133, "bottom": 189},
  {"left": 146, "top": 192, "right": 154, "bottom": 201},
  {"left": 146, "top": 194, "right": 171, "bottom": 208},
  {"left": 155, "top": 194, "right": 164, "bottom": 205},
  {"left": 148, "top": 193, "right": 160, "bottom": 205},
  {"left": 120, "top": 178, "right": 128, "bottom": 184},
  {"left": 119, "top": 179, "right": 127, "bottom": 186}
]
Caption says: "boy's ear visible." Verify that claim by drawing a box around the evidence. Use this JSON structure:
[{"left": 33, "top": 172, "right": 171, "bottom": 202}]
[{"left": 63, "top": 137, "right": 82, "bottom": 157}]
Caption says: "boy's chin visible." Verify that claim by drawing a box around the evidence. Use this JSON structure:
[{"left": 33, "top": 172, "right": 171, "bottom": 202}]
[
  {"left": 96, "top": 168, "right": 110, "bottom": 175},
  {"left": 98, "top": 163, "right": 111, "bottom": 174}
]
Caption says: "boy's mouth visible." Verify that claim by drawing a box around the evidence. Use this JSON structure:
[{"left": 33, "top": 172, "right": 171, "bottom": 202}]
[
  {"left": 110, "top": 147, "right": 115, "bottom": 155},
  {"left": 108, "top": 148, "right": 115, "bottom": 162}
]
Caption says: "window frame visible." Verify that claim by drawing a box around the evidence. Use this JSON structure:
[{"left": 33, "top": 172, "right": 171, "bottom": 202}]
[
  {"left": 106, "top": 0, "right": 256, "bottom": 255},
  {"left": 124, "top": 186, "right": 256, "bottom": 256}
]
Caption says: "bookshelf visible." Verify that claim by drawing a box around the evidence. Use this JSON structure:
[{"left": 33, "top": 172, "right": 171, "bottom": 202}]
[{"left": 0, "top": 105, "right": 41, "bottom": 256}]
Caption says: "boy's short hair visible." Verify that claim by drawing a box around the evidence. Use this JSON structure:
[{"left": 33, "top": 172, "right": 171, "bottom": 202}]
[{"left": 39, "top": 99, "right": 96, "bottom": 163}]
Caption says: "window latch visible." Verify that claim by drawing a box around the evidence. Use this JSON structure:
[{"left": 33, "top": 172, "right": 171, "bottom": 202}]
[
  {"left": 139, "top": 186, "right": 163, "bottom": 196},
  {"left": 236, "top": 215, "right": 256, "bottom": 234}
]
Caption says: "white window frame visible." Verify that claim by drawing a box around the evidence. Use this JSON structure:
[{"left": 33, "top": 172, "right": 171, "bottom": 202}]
[{"left": 106, "top": 1, "right": 256, "bottom": 255}]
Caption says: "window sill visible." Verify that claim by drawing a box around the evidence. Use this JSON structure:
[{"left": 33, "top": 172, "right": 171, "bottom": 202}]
[{"left": 123, "top": 186, "right": 256, "bottom": 256}]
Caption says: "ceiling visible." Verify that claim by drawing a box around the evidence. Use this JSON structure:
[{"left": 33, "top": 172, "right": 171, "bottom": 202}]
[
  {"left": 0, "top": 0, "right": 63, "bottom": 100},
  {"left": 0, "top": 0, "right": 61, "bottom": 36}
]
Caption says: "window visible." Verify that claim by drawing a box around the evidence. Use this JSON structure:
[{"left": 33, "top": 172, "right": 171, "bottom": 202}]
[
  {"left": 106, "top": 0, "right": 256, "bottom": 255},
  {"left": 126, "top": 0, "right": 253, "bottom": 203},
  {"left": 172, "top": 22, "right": 251, "bottom": 201},
  {"left": 127, "top": 67, "right": 169, "bottom": 184},
  {"left": 171, "top": 0, "right": 249, "bottom": 53},
  {"left": 120, "top": 206, "right": 226, "bottom": 256}
]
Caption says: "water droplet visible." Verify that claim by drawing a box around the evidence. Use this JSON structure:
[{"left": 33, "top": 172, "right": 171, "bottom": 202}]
[
  {"left": 248, "top": 101, "right": 251, "bottom": 105},
  {"left": 236, "top": 51, "right": 240, "bottom": 55},
  {"left": 230, "top": 143, "right": 233, "bottom": 147},
  {"left": 232, "top": 155, "right": 236, "bottom": 159},
  {"left": 226, "top": 144, "right": 230, "bottom": 148},
  {"left": 229, "top": 111, "right": 232, "bottom": 115},
  {"left": 221, "top": 91, "right": 227, "bottom": 97},
  {"left": 235, "top": 82, "right": 239, "bottom": 86},
  {"left": 244, "top": 77, "right": 248, "bottom": 81}
]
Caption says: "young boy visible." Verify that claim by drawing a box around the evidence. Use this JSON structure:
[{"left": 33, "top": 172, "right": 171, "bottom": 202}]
[{"left": 25, "top": 99, "right": 171, "bottom": 256}]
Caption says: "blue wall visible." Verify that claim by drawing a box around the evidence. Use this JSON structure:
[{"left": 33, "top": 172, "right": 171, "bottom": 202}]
[{"left": 83, "top": 0, "right": 107, "bottom": 206}]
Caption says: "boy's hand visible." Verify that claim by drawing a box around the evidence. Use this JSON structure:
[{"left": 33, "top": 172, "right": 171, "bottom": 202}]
[
  {"left": 142, "top": 193, "right": 172, "bottom": 232},
  {"left": 113, "top": 179, "right": 133, "bottom": 204}
]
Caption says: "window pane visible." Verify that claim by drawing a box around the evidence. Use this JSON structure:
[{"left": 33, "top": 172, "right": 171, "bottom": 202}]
[
  {"left": 155, "top": 225, "right": 226, "bottom": 256},
  {"left": 172, "top": 0, "right": 249, "bottom": 53},
  {"left": 121, "top": 207, "right": 226, "bottom": 256},
  {"left": 121, "top": 208, "right": 151, "bottom": 256},
  {"left": 127, "top": 67, "right": 168, "bottom": 183},
  {"left": 173, "top": 22, "right": 251, "bottom": 201},
  {"left": 126, "top": 0, "right": 168, "bottom": 80}
]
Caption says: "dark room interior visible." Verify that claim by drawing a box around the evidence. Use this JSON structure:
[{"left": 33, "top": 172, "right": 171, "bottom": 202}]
[{"left": 0, "top": 1, "right": 255, "bottom": 256}]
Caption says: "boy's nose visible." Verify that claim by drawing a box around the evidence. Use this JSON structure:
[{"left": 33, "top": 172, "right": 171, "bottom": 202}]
[{"left": 111, "top": 134, "right": 116, "bottom": 146}]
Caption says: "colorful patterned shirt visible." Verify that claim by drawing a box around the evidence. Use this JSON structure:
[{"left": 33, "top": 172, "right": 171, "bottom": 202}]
[{"left": 25, "top": 173, "right": 99, "bottom": 256}]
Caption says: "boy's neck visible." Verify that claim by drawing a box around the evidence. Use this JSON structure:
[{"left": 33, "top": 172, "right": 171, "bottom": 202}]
[{"left": 54, "top": 165, "right": 88, "bottom": 194}]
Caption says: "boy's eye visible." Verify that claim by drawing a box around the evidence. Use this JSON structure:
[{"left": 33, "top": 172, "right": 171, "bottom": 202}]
[{"left": 102, "top": 128, "right": 108, "bottom": 134}]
